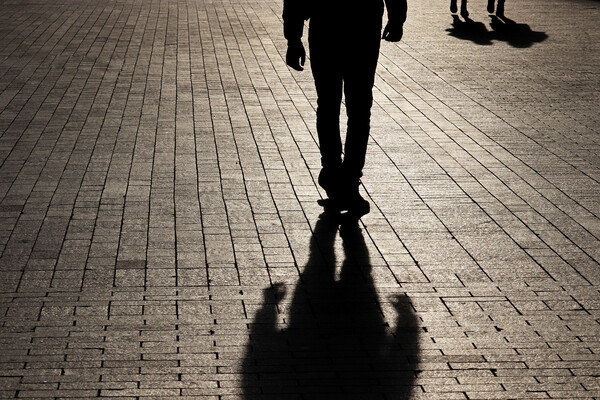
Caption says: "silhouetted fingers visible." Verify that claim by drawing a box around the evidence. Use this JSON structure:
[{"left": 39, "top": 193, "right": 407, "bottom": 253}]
[
  {"left": 383, "top": 22, "right": 403, "bottom": 42},
  {"left": 287, "top": 59, "right": 303, "bottom": 71},
  {"left": 382, "top": 25, "right": 390, "bottom": 40},
  {"left": 286, "top": 52, "right": 303, "bottom": 71},
  {"left": 285, "top": 41, "right": 305, "bottom": 71}
]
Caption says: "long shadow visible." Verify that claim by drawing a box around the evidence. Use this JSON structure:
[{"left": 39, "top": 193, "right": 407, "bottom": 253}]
[
  {"left": 447, "top": 15, "right": 493, "bottom": 45},
  {"left": 489, "top": 15, "right": 548, "bottom": 48},
  {"left": 243, "top": 213, "right": 419, "bottom": 399},
  {"left": 447, "top": 14, "right": 547, "bottom": 48}
]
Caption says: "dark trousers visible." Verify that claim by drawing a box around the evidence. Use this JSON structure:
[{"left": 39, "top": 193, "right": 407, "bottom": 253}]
[{"left": 308, "top": 17, "right": 382, "bottom": 180}]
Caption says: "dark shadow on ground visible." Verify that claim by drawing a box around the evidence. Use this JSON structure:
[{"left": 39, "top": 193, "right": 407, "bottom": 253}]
[
  {"left": 447, "top": 14, "right": 547, "bottom": 47},
  {"left": 242, "top": 212, "right": 419, "bottom": 399},
  {"left": 489, "top": 15, "right": 548, "bottom": 48},
  {"left": 447, "top": 15, "right": 493, "bottom": 45}
]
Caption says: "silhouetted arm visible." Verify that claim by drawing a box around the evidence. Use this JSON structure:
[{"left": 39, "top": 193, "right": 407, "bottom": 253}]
[
  {"left": 382, "top": 0, "right": 407, "bottom": 42},
  {"left": 283, "top": 0, "right": 307, "bottom": 71},
  {"left": 283, "top": 0, "right": 306, "bottom": 42}
]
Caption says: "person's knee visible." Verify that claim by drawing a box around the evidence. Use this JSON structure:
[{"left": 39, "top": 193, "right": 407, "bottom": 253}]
[
  {"left": 346, "top": 99, "right": 373, "bottom": 122},
  {"left": 317, "top": 97, "right": 342, "bottom": 114}
]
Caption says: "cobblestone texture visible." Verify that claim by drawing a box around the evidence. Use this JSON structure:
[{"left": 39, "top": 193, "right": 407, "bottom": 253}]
[{"left": 1, "top": 0, "right": 599, "bottom": 398}]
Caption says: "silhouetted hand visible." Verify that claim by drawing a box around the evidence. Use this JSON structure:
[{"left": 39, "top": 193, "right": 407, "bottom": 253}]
[
  {"left": 286, "top": 39, "right": 305, "bottom": 71},
  {"left": 382, "top": 21, "right": 404, "bottom": 42}
]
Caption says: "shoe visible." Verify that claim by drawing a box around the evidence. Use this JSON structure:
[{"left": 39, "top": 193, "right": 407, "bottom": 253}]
[
  {"left": 339, "top": 178, "right": 370, "bottom": 217},
  {"left": 345, "top": 188, "right": 370, "bottom": 217},
  {"left": 318, "top": 167, "right": 343, "bottom": 207}
]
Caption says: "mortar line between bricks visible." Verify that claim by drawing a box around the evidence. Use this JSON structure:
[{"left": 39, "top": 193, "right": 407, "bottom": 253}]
[
  {"left": 0, "top": 6, "right": 75, "bottom": 104},
  {"left": 188, "top": 1, "right": 211, "bottom": 290},
  {"left": 380, "top": 48, "right": 600, "bottom": 205},
  {"left": 11, "top": 5, "right": 128, "bottom": 293},
  {"left": 203, "top": 3, "right": 248, "bottom": 288},
  {"left": 372, "top": 107, "right": 594, "bottom": 286},
  {"left": 110, "top": 2, "right": 153, "bottom": 293},
  {"left": 60, "top": 4, "right": 135, "bottom": 292},
  {"left": 234, "top": 5, "right": 426, "bottom": 336},
  {"left": 1, "top": 1, "right": 600, "bottom": 399},
  {"left": 173, "top": 0, "right": 183, "bottom": 295},
  {"left": 226, "top": 3, "right": 318, "bottom": 271},
  {"left": 220, "top": 2, "right": 309, "bottom": 287},
  {"left": 232, "top": 11, "right": 339, "bottom": 283},
  {"left": 368, "top": 57, "right": 598, "bottom": 285},
  {"left": 0, "top": 6, "right": 100, "bottom": 173},
  {"left": 365, "top": 101, "right": 592, "bottom": 285},
  {"left": 251, "top": 7, "right": 437, "bottom": 292},
  {"left": 238, "top": 5, "right": 374, "bottom": 239},
  {"left": 388, "top": 41, "right": 600, "bottom": 184}
]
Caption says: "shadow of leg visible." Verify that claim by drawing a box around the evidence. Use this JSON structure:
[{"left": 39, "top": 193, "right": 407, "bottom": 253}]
[{"left": 242, "top": 214, "right": 420, "bottom": 398}]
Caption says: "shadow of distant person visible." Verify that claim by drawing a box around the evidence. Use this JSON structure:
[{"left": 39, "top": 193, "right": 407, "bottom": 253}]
[
  {"left": 447, "top": 15, "right": 493, "bottom": 46},
  {"left": 489, "top": 15, "right": 548, "bottom": 48},
  {"left": 242, "top": 213, "right": 419, "bottom": 399}
]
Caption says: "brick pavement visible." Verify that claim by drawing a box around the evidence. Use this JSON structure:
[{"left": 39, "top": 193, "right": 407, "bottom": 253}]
[{"left": 0, "top": 0, "right": 599, "bottom": 398}]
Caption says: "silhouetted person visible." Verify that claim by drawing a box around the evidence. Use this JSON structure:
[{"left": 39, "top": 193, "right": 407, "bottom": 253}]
[
  {"left": 283, "top": 0, "right": 407, "bottom": 217},
  {"left": 488, "top": 0, "right": 505, "bottom": 17},
  {"left": 450, "top": 0, "right": 469, "bottom": 18},
  {"left": 451, "top": 0, "right": 505, "bottom": 19}
]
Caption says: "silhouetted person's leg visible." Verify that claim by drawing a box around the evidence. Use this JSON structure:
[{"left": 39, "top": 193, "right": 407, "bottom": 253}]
[
  {"left": 488, "top": 0, "right": 495, "bottom": 13},
  {"left": 451, "top": 0, "right": 469, "bottom": 18},
  {"left": 496, "top": 0, "right": 505, "bottom": 17},
  {"left": 283, "top": 0, "right": 405, "bottom": 219},
  {"left": 308, "top": 20, "right": 344, "bottom": 199},
  {"left": 461, "top": 0, "right": 469, "bottom": 18},
  {"left": 340, "top": 27, "right": 381, "bottom": 215},
  {"left": 308, "top": 16, "right": 383, "bottom": 215},
  {"left": 451, "top": 0, "right": 458, "bottom": 14},
  {"left": 342, "top": 32, "right": 380, "bottom": 185}
]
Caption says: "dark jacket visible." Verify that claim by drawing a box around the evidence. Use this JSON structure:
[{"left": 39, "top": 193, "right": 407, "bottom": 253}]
[{"left": 283, "top": 0, "right": 407, "bottom": 41}]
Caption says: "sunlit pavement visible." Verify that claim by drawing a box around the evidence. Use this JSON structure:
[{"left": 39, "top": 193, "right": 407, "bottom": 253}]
[{"left": 0, "top": 0, "right": 599, "bottom": 398}]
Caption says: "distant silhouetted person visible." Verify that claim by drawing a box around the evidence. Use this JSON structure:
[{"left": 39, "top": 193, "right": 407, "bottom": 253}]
[
  {"left": 488, "top": 0, "right": 505, "bottom": 17},
  {"left": 283, "top": 0, "right": 407, "bottom": 217},
  {"left": 450, "top": 0, "right": 469, "bottom": 18},
  {"left": 451, "top": 0, "right": 504, "bottom": 18}
]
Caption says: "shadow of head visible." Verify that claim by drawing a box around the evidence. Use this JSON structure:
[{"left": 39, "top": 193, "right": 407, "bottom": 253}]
[
  {"left": 447, "top": 15, "right": 493, "bottom": 45},
  {"left": 243, "top": 213, "right": 420, "bottom": 398},
  {"left": 489, "top": 15, "right": 548, "bottom": 48}
]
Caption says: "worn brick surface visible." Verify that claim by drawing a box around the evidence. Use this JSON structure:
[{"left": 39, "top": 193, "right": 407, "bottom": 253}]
[{"left": 1, "top": 0, "right": 599, "bottom": 398}]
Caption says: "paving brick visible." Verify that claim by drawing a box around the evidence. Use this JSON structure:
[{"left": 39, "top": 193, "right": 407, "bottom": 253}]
[{"left": 1, "top": 0, "right": 599, "bottom": 398}]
